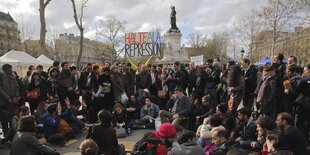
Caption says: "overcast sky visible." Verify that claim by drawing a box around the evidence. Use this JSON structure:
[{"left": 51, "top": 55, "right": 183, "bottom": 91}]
[{"left": 1, "top": 0, "right": 271, "bottom": 41}]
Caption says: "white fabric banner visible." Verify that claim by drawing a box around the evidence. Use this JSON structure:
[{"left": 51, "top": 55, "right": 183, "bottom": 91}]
[{"left": 190, "top": 55, "right": 204, "bottom": 66}]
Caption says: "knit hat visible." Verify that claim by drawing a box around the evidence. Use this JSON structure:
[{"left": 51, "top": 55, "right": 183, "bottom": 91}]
[
  {"left": 217, "top": 103, "right": 228, "bottom": 114},
  {"left": 158, "top": 123, "right": 177, "bottom": 138}
]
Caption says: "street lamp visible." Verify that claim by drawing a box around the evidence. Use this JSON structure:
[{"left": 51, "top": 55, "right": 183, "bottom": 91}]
[{"left": 240, "top": 48, "right": 245, "bottom": 59}]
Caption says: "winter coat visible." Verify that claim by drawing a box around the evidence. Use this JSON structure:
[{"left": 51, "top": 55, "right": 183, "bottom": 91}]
[
  {"left": 167, "top": 69, "right": 189, "bottom": 91},
  {"left": 0, "top": 72, "right": 19, "bottom": 106},
  {"left": 110, "top": 73, "right": 124, "bottom": 102},
  {"left": 43, "top": 109, "right": 72, "bottom": 139},
  {"left": 10, "top": 132, "right": 59, "bottom": 155},
  {"left": 168, "top": 141, "right": 205, "bottom": 155},
  {"left": 136, "top": 70, "right": 151, "bottom": 90},
  {"left": 166, "top": 95, "right": 192, "bottom": 116},
  {"left": 210, "top": 139, "right": 239, "bottom": 155}
]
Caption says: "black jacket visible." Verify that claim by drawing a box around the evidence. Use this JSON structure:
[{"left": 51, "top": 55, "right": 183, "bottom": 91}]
[
  {"left": 167, "top": 69, "right": 189, "bottom": 91},
  {"left": 210, "top": 139, "right": 239, "bottom": 155},
  {"left": 79, "top": 71, "right": 97, "bottom": 91},
  {"left": 243, "top": 65, "right": 258, "bottom": 96},
  {"left": 136, "top": 71, "right": 151, "bottom": 90},
  {"left": 205, "top": 66, "right": 220, "bottom": 89}
]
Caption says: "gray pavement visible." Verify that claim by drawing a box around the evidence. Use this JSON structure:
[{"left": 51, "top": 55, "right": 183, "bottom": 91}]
[{"left": 0, "top": 129, "right": 152, "bottom": 155}]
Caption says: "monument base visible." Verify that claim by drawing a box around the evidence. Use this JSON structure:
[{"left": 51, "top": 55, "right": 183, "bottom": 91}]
[{"left": 155, "top": 31, "right": 189, "bottom": 64}]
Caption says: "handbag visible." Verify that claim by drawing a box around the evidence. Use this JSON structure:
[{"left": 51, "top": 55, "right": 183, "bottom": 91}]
[
  {"left": 121, "top": 93, "right": 128, "bottom": 104},
  {"left": 115, "top": 127, "right": 127, "bottom": 138},
  {"left": 27, "top": 89, "right": 39, "bottom": 100},
  {"left": 158, "top": 90, "right": 167, "bottom": 99}
]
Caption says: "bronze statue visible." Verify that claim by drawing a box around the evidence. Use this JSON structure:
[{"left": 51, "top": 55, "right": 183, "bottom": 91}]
[{"left": 169, "top": 6, "right": 180, "bottom": 32}]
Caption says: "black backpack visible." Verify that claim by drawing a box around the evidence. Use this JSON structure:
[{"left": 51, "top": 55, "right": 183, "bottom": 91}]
[{"left": 131, "top": 132, "right": 163, "bottom": 155}]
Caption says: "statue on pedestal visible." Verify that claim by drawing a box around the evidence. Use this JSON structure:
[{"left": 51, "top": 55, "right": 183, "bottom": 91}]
[{"left": 169, "top": 6, "right": 180, "bottom": 33}]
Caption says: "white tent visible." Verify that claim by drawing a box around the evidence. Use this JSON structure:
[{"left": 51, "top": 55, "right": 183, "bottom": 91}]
[
  {"left": 37, "top": 54, "right": 54, "bottom": 65},
  {"left": 0, "top": 50, "right": 51, "bottom": 76}
]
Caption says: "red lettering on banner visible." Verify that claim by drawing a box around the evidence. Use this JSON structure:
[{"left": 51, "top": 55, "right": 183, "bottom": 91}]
[
  {"left": 130, "top": 33, "right": 136, "bottom": 43},
  {"left": 125, "top": 33, "right": 131, "bottom": 43}
]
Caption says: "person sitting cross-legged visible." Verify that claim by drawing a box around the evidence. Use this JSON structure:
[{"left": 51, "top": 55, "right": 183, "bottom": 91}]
[
  {"left": 128, "top": 96, "right": 160, "bottom": 130},
  {"left": 159, "top": 87, "right": 191, "bottom": 131}
]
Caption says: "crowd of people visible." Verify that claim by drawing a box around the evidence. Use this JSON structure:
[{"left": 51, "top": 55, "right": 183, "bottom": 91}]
[{"left": 0, "top": 53, "right": 309, "bottom": 155}]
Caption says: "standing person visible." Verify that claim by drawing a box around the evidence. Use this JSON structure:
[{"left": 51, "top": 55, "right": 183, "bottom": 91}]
[
  {"left": 110, "top": 66, "right": 124, "bottom": 103},
  {"left": 87, "top": 109, "right": 118, "bottom": 155},
  {"left": 292, "top": 63, "right": 310, "bottom": 142},
  {"left": 97, "top": 67, "right": 114, "bottom": 111},
  {"left": 10, "top": 116, "right": 60, "bottom": 155},
  {"left": 12, "top": 71, "right": 26, "bottom": 106},
  {"left": 204, "top": 59, "right": 220, "bottom": 108},
  {"left": 158, "top": 66, "right": 170, "bottom": 106},
  {"left": 136, "top": 64, "right": 151, "bottom": 93},
  {"left": 188, "top": 62, "right": 197, "bottom": 96},
  {"left": 79, "top": 63, "right": 97, "bottom": 122},
  {"left": 149, "top": 65, "right": 160, "bottom": 97},
  {"left": 22, "top": 65, "right": 35, "bottom": 88},
  {"left": 194, "top": 65, "right": 206, "bottom": 102},
  {"left": 36, "top": 65, "right": 48, "bottom": 80},
  {"left": 121, "top": 63, "right": 134, "bottom": 97},
  {"left": 47, "top": 68, "right": 59, "bottom": 101},
  {"left": 0, "top": 64, "right": 20, "bottom": 136},
  {"left": 254, "top": 62, "right": 277, "bottom": 118},
  {"left": 226, "top": 65, "right": 245, "bottom": 114},
  {"left": 27, "top": 71, "right": 48, "bottom": 114},
  {"left": 241, "top": 58, "right": 257, "bottom": 109},
  {"left": 282, "top": 64, "right": 302, "bottom": 113},
  {"left": 167, "top": 62, "right": 188, "bottom": 95},
  {"left": 57, "top": 62, "right": 75, "bottom": 106}
]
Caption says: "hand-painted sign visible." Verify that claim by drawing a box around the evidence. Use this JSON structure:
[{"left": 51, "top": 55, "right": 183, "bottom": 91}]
[{"left": 124, "top": 32, "right": 162, "bottom": 57}]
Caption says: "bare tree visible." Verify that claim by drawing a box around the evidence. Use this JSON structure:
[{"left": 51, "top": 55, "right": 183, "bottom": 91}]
[
  {"left": 70, "top": 0, "right": 88, "bottom": 69},
  {"left": 39, "top": 0, "right": 52, "bottom": 56},
  {"left": 187, "top": 32, "right": 206, "bottom": 48},
  {"left": 96, "top": 15, "right": 126, "bottom": 61},
  {"left": 259, "top": 0, "right": 302, "bottom": 57},
  {"left": 233, "top": 9, "right": 263, "bottom": 59},
  {"left": 46, "top": 25, "right": 60, "bottom": 60}
]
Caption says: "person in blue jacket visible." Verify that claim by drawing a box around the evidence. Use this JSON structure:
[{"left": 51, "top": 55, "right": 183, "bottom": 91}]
[{"left": 43, "top": 97, "right": 72, "bottom": 145}]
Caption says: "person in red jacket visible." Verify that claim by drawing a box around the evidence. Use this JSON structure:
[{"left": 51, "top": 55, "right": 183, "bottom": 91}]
[{"left": 133, "top": 123, "right": 177, "bottom": 155}]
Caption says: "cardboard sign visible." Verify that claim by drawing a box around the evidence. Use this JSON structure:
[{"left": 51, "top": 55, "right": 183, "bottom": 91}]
[
  {"left": 124, "top": 32, "right": 162, "bottom": 57},
  {"left": 190, "top": 55, "right": 204, "bottom": 66}
]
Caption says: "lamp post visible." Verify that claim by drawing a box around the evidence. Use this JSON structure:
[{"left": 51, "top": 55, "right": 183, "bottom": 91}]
[{"left": 240, "top": 48, "right": 245, "bottom": 59}]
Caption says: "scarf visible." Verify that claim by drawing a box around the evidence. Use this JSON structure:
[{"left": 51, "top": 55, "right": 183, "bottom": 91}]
[{"left": 255, "top": 70, "right": 276, "bottom": 103}]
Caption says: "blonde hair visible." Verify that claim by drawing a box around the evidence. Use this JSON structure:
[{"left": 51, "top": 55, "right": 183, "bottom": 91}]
[{"left": 80, "top": 139, "right": 98, "bottom": 155}]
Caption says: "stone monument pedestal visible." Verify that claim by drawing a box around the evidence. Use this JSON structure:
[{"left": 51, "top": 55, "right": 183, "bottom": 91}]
[{"left": 156, "top": 31, "right": 189, "bottom": 64}]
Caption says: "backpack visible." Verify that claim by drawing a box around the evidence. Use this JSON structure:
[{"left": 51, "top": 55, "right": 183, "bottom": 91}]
[
  {"left": 58, "top": 119, "right": 72, "bottom": 135},
  {"left": 131, "top": 132, "right": 163, "bottom": 155}
]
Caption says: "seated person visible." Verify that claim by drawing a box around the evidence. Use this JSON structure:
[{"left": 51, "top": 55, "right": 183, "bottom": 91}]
[
  {"left": 168, "top": 131, "right": 205, "bottom": 155},
  {"left": 195, "top": 95, "right": 213, "bottom": 124},
  {"left": 232, "top": 108, "right": 257, "bottom": 149},
  {"left": 159, "top": 87, "right": 191, "bottom": 130},
  {"left": 79, "top": 139, "right": 99, "bottom": 155},
  {"left": 196, "top": 115, "right": 224, "bottom": 147},
  {"left": 126, "top": 94, "right": 142, "bottom": 120},
  {"left": 65, "top": 100, "right": 85, "bottom": 134},
  {"left": 10, "top": 116, "right": 60, "bottom": 155},
  {"left": 112, "top": 103, "right": 131, "bottom": 133},
  {"left": 3, "top": 106, "right": 29, "bottom": 143},
  {"left": 210, "top": 129, "right": 239, "bottom": 155},
  {"left": 87, "top": 109, "right": 118, "bottom": 155},
  {"left": 261, "top": 131, "right": 294, "bottom": 155},
  {"left": 128, "top": 96, "right": 160, "bottom": 130},
  {"left": 215, "top": 103, "right": 236, "bottom": 134},
  {"left": 43, "top": 97, "right": 73, "bottom": 145},
  {"left": 35, "top": 101, "right": 49, "bottom": 125}
]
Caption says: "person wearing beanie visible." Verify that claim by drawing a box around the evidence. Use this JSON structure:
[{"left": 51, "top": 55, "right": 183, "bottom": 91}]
[
  {"left": 132, "top": 123, "right": 177, "bottom": 155},
  {"left": 215, "top": 103, "right": 236, "bottom": 134}
]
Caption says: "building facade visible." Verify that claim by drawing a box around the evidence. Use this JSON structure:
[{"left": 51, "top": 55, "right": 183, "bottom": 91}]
[
  {"left": 55, "top": 33, "right": 113, "bottom": 67},
  {"left": 250, "top": 26, "right": 310, "bottom": 66},
  {"left": 0, "top": 12, "right": 21, "bottom": 56}
]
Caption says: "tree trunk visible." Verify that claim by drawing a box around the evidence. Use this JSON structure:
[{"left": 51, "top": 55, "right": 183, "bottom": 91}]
[
  {"left": 39, "top": 0, "right": 48, "bottom": 56},
  {"left": 76, "top": 29, "right": 84, "bottom": 69}
]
